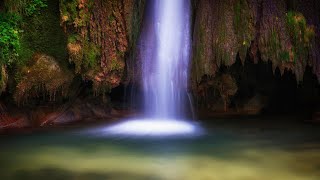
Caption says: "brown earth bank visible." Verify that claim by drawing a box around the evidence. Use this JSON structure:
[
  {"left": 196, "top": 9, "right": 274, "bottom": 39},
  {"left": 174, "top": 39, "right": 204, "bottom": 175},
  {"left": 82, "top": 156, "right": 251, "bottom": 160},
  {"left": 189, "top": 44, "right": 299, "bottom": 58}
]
[
  {"left": 0, "top": 96, "right": 137, "bottom": 133},
  {"left": 1, "top": 95, "right": 319, "bottom": 134}
]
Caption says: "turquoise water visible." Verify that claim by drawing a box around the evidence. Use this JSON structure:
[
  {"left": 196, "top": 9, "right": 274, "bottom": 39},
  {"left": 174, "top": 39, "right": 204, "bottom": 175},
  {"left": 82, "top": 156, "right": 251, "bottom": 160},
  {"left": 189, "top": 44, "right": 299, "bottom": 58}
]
[{"left": 1, "top": 119, "right": 320, "bottom": 180}]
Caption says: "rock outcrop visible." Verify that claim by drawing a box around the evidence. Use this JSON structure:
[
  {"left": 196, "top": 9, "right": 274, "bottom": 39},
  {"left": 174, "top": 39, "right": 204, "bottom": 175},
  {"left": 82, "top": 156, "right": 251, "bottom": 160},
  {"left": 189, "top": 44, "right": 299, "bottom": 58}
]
[
  {"left": 60, "top": 0, "right": 145, "bottom": 94},
  {"left": 192, "top": 0, "right": 319, "bottom": 87},
  {"left": 14, "top": 53, "right": 72, "bottom": 105}
]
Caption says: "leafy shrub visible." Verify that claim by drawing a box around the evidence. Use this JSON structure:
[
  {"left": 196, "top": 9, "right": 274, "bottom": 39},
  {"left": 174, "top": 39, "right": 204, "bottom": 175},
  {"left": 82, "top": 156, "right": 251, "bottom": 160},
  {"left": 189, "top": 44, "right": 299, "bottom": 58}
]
[
  {"left": 25, "top": 0, "right": 48, "bottom": 16},
  {"left": 0, "top": 13, "right": 21, "bottom": 65},
  {"left": 4, "top": 0, "right": 47, "bottom": 17},
  {"left": 0, "top": 0, "right": 48, "bottom": 66}
]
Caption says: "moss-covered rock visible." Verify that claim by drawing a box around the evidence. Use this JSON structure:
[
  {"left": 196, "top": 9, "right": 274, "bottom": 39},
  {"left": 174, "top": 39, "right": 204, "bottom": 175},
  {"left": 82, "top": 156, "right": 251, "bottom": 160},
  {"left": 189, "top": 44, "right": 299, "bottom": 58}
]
[
  {"left": 192, "top": 0, "right": 317, "bottom": 87},
  {"left": 14, "top": 53, "right": 72, "bottom": 105},
  {"left": 258, "top": 3, "right": 315, "bottom": 81},
  {"left": 192, "top": 0, "right": 255, "bottom": 87},
  {"left": 60, "top": 0, "right": 145, "bottom": 94},
  {"left": 20, "top": 0, "right": 68, "bottom": 65}
]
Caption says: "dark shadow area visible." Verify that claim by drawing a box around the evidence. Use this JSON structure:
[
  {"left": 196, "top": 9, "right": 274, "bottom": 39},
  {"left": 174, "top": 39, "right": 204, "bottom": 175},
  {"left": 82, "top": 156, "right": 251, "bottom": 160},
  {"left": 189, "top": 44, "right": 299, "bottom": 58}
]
[
  {"left": 12, "top": 168, "right": 161, "bottom": 180},
  {"left": 198, "top": 50, "right": 320, "bottom": 118}
]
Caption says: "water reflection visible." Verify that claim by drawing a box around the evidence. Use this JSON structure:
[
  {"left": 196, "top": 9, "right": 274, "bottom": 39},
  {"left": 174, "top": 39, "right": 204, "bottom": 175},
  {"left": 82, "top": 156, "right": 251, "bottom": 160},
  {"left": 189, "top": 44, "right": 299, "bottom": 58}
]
[{"left": 1, "top": 129, "right": 320, "bottom": 180}]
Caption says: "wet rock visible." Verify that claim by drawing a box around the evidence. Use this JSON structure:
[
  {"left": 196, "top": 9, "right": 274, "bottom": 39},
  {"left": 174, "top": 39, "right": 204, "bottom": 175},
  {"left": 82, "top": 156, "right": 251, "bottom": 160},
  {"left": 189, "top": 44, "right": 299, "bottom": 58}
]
[
  {"left": 192, "top": 0, "right": 318, "bottom": 87},
  {"left": 14, "top": 53, "right": 72, "bottom": 105},
  {"left": 0, "top": 116, "right": 29, "bottom": 129},
  {"left": 38, "top": 97, "right": 112, "bottom": 127},
  {"left": 60, "top": 0, "right": 145, "bottom": 93},
  {"left": 240, "top": 94, "right": 268, "bottom": 115}
]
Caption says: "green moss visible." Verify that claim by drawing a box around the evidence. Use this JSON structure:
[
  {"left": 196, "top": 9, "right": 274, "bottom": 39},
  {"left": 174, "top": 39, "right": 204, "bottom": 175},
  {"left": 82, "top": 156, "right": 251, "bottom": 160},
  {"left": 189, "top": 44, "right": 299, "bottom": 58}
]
[
  {"left": 1, "top": 0, "right": 52, "bottom": 68},
  {"left": 4, "top": 0, "right": 47, "bottom": 16},
  {"left": 279, "top": 51, "right": 290, "bottom": 62},
  {"left": 4, "top": 0, "right": 28, "bottom": 15},
  {"left": 110, "top": 58, "right": 122, "bottom": 71},
  {"left": 60, "top": 0, "right": 98, "bottom": 73},
  {"left": 20, "top": 0, "right": 68, "bottom": 64},
  {"left": 2, "top": 0, "right": 68, "bottom": 96},
  {"left": 270, "top": 30, "right": 281, "bottom": 55},
  {"left": 67, "top": 34, "right": 80, "bottom": 44},
  {"left": 286, "top": 11, "right": 315, "bottom": 62},
  {"left": 25, "top": 0, "right": 47, "bottom": 16},
  {"left": 59, "top": 0, "right": 93, "bottom": 28},
  {"left": 234, "top": 0, "right": 241, "bottom": 32},
  {"left": 59, "top": 0, "right": 78, "bottom": 23},
  {"left": 17, "top": 40, "right": 33, "bottom": 66},
  {"left": 83, "top": 41, "right": 100, "bottom": 69},
  {"left": 67, "top": 36, "right": 100, "bottom": 73},
  {"left": 233, "top": 0, "right": 253, "bottom": 61},
  {"left": 0, "top": 13, "right": 21, "bottom": 66}
]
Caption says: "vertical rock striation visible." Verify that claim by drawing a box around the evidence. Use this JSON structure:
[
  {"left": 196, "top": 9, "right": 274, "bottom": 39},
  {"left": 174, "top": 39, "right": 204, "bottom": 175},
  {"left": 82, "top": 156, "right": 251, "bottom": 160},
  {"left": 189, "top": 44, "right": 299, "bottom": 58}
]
[
  {"left": 60, "top": 0, "right": 145, "bottom": 94},
  {"left": 192, "top": 0, "right": 319, "bottom": 88}
]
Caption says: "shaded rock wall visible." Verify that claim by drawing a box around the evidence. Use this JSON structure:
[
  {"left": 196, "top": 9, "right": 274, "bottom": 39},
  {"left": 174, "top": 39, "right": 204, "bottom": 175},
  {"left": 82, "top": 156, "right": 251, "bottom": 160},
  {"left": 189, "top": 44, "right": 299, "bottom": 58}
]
[
  {"left": 1, "top": 0, "right": 145, "bottom": 115},
  {"left": 60, "top": 0, "right": 145, "bottom": 94},
  {"left": 192, "top": 0, "right": 319, "bottom": 87},
  {"left": 294, "top": 0, "right": 320, "bottom": 82},
  {"left": 192, "top": 0, "right": 320, "bottom": 112},
  {"left": 2, "top": 0, "right": 70, "bottom": 104}
]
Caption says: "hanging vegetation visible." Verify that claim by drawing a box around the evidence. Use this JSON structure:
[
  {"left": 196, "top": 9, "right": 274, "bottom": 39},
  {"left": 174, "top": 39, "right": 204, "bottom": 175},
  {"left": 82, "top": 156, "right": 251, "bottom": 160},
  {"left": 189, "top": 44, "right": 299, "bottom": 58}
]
[
  {"left": 60, "top": 0, "right": 145, "bottom": 95},
  {"left": 0, "top": 13, "right": 21, "bottom": 66},
  {"left": 14, "top": 53, "right": 72, "bottom": 105},
  {"left": 192, "top": 0, "right": 317, "bottom": 88}
]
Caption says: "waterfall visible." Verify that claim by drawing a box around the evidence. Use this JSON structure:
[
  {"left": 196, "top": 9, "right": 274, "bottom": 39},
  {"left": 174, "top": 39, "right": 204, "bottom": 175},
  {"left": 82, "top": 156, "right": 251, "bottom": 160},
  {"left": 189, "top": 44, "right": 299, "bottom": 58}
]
[
  {"left": 141, "top": 0, "right": 191, "bottom": 119},
  {"left": 103, "top": 0, "right": 199, "bottom": 136}
]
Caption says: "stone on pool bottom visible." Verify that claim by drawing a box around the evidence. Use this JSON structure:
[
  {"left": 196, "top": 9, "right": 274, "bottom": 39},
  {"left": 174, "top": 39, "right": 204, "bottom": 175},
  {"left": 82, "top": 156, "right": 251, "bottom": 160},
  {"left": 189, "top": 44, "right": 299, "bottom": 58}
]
[{"left": 103, "top": 119, "right": 198, "bottom": 136}]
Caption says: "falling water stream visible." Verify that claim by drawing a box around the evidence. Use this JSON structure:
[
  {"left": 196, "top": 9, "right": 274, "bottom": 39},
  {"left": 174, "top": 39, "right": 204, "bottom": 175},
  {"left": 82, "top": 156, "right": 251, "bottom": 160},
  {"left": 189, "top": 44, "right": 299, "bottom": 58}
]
[
  {"left": 103, "top": 0, "right": 197, "bottom": 136},
  {"left": 141, "top": 0, "right": 191, "bottom": 119}
]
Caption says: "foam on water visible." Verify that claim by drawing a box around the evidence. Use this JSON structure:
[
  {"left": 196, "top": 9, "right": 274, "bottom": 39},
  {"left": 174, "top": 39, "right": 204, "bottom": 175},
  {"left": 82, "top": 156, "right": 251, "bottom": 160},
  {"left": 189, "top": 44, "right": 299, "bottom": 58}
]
[{"left": 103, "top": 119, "right": 197, "bottom": 136}]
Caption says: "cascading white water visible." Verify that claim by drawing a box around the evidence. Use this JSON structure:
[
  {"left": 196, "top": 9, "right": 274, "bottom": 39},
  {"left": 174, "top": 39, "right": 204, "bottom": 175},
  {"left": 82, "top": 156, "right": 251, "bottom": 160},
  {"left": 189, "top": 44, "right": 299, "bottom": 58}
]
[
  {"left": 142, "top": 0, "right": 191, "bottom": 119},
  {"left": 103, "top": 0, "right": 199, "bottom": 136}
]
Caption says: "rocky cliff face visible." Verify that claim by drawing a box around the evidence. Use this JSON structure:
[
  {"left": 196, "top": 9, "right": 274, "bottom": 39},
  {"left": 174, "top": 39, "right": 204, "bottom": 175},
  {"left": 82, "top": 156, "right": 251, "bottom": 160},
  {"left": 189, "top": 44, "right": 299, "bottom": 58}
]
[
  {"left": 192, "top": 0, "right": 319, "bottom": 86},
  {"left": 60, "top": 0, "right": 145, "bottom": 94},
  {"left": 0, "top": 0, "right": 319, "bottom": 117},
  {"left": 191, "top": 0, "right": 320, "bottom": 112}
]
